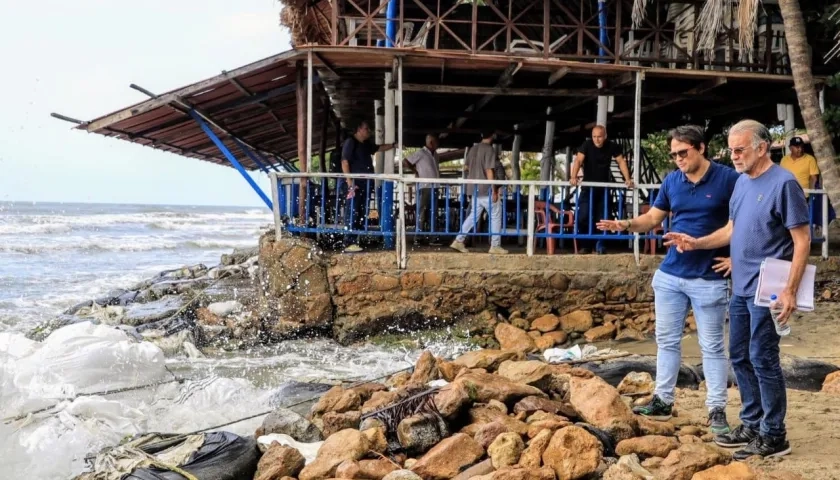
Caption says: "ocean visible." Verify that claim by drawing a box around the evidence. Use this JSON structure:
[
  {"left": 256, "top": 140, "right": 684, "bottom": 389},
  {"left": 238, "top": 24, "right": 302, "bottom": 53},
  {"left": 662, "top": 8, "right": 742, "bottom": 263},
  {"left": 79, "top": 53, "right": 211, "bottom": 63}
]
[
  {"left": 0, "top": 201, "right": 271, "bottom": 333},
  {"left": 0, "top": 201, "right": 465, "bottom": 479}
]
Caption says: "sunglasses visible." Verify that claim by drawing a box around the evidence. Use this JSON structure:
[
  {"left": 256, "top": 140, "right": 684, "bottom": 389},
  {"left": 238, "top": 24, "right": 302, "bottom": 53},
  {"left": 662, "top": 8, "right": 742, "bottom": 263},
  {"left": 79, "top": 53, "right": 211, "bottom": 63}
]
[{"left": 668, "top": 148, "right": 691, "bottom": 160}]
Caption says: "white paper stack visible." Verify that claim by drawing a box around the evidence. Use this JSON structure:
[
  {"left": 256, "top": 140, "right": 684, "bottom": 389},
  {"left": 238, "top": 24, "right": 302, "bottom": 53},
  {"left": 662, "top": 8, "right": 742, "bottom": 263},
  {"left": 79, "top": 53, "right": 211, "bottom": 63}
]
[{"left": 753, "top": 257, "right": 817, "bottom": 311}]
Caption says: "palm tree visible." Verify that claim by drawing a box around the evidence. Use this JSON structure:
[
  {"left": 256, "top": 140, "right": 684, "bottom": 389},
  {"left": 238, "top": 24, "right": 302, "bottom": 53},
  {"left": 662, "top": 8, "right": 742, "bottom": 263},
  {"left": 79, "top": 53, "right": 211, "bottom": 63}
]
[
  {"left": 778, "top": 0, "right": 840, "bottom": 213},
  {"left": 632, "top": 0, "right": 840, "bottom": 213}
]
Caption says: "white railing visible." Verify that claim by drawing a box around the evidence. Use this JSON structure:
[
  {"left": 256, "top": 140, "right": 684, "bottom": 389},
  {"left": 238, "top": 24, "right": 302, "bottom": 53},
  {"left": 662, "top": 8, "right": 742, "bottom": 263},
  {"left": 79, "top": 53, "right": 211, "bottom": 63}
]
[{"left": 269, "top": 171, "right": 831, "bottom": 268}]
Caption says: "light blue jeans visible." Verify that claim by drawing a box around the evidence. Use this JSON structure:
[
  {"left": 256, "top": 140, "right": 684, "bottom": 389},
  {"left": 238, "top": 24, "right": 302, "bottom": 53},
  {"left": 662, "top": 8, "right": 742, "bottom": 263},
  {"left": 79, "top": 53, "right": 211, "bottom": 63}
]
[
  {"left": 455, "top": 196, "right": 502, "bottom": 247},
  {"left": 652, "top": 269, "right": 729, "bottom": 410}
]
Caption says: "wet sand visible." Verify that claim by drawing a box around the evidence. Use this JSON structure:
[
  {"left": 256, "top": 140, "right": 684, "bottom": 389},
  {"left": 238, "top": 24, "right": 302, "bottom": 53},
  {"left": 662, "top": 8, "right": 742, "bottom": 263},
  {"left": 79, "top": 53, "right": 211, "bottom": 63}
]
[{"left": 601, "top": 303, "right": 840, "bottom": 479}]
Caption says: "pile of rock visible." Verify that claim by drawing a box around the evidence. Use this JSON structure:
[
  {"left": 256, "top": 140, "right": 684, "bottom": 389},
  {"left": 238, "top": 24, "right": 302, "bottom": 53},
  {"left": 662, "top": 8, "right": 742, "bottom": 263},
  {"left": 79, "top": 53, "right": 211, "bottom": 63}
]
[
  {"left": 29, "top": 247, "right": 264, "bottom": 353},
  {"left": 254, "top": 348, "right": 804, "bottom": 480}
]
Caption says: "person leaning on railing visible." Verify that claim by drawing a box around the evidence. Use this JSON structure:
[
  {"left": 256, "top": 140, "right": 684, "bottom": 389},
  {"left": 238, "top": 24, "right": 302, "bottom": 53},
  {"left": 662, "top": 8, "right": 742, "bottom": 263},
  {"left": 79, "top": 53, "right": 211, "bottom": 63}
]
[
  {"left": 569, "top": 125, "right": 634, "bottom": 254},
  {"left": 597, "top": 124, "right": 740, "bottom": 439},
  {"left": 340, "top": 118, "right": 396, "bottom": 253}
]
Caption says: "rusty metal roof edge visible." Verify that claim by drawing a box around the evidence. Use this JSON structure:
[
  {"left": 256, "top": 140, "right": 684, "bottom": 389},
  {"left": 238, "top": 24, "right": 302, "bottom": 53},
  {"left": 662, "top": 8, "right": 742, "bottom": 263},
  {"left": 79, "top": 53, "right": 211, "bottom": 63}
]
[{"left": 81, "top": 48, "right": 306, "bottom": 133}]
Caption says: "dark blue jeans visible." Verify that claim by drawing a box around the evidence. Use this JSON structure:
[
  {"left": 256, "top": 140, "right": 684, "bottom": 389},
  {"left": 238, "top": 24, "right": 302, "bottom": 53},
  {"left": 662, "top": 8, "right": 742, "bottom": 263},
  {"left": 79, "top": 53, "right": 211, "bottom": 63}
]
[
  {"left": 342, "top": 180, "right": 371, "bottom": 246},
  {"left": 729, "top": 294, "right": 787, "bottom": 438}
]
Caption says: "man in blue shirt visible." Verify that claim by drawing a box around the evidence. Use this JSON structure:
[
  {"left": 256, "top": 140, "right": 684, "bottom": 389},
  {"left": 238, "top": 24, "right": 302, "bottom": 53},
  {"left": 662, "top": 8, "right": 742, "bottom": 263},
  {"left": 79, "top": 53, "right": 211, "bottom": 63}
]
[
  {"left": 664, "top": 119, "right": 811, "bottom": 460},
  {"left": 597, "top": 125, "right": 740, "bottom": 435},
  {"left": 340, "top": 119, "right": 396, "bottom": 253}
]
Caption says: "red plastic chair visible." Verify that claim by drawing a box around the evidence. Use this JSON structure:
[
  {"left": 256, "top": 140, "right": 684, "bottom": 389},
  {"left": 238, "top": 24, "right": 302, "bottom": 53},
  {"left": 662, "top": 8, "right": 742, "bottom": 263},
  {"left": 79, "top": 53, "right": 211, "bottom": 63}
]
[{"left": 533, "top": 201, "right": 577, "bottom": 255}]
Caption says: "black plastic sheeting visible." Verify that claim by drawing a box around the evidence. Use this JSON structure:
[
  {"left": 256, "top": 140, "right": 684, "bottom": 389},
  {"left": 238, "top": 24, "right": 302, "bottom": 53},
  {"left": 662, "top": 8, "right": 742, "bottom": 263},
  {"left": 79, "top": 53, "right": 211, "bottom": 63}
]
[{"left": 124, "top": 432, "right": 260, "bottom": 480}]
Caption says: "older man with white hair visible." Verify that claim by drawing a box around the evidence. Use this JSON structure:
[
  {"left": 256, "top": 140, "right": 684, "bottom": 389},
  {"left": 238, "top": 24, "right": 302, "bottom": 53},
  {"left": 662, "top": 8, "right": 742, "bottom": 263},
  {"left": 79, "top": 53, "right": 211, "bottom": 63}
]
[{"left": 664, "top": 119, "right": 810, "bottom": 460}]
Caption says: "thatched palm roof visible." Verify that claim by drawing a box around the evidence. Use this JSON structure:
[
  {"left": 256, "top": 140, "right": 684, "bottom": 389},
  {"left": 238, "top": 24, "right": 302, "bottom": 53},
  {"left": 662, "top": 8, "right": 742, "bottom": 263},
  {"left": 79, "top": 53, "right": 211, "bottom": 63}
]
[{"left": 279, "top": 0, "right": 333, "bottom": 46}]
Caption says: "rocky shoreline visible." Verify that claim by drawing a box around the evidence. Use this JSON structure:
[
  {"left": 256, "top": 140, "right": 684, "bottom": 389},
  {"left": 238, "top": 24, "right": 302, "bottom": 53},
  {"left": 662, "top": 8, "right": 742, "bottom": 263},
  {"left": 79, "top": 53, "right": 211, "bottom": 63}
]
[{"left": 79, "top": 346, "right": 832, "bottom": 480}]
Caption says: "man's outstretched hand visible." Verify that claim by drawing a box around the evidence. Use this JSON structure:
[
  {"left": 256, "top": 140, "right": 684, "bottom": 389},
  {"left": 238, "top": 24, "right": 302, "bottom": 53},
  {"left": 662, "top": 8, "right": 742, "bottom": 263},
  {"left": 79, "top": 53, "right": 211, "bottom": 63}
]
[{"left": 663, "top": 232, "right": 698, "bottom": 253}]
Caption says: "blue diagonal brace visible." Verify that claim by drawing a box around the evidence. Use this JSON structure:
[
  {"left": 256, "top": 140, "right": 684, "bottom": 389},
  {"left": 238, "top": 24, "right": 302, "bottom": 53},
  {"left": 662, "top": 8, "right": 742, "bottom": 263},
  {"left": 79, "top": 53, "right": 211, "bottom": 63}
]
[
  {"left": 190, "top": 111, "right": 273, "bottom": 210},
  {"left": 232, "top": 138, "right": 271, "bottom": 174}
]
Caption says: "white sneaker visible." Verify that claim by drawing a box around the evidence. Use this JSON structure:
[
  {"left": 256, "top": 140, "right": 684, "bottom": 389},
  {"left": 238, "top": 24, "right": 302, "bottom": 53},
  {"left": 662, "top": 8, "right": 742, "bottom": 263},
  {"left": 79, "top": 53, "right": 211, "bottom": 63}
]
[
  {"left": 344, "top": 244, "right": 363, "bottom": 253},
  {"left": 449, "top": 241, "right": 469, "bottom": 253},
  {"left": 488, "top": 246, "right": 509, "bottom": 255}
]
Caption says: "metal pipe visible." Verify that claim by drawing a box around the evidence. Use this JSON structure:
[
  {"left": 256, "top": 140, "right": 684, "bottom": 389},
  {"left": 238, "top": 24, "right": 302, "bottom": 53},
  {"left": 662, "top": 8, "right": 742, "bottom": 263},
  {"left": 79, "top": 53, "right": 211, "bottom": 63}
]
[
  {"left": 50, "top": 113, "right": 87, "bottom": 125},
  {"left": 307, "top": 50, "right": 313, "bottom": 174},
  {"left": 632, "top": 71, "right": 643, "bottom": 265},
  {"left": 382, "top": 70, "right": 396, "bottom": 249},
  {"left": 822, "top": 191, "right": 830, "bottom": 259},
  {"left": 386, "top": 0, "right": 399, "bottom": 47},
  {"left": 130, "top": 83, "right": 158, "bottom": 99},
  {"left": 192, "top": 111, "right": 273, "bottom": 209},
  {"left": 397, "top": 57, "right": 407, "bottom": 266},
  {"left": 527, "top": 188, "right": 536, "bottom": 256},
  {"left": 270, "top": 174, "right": 282, "bottom": 239}
]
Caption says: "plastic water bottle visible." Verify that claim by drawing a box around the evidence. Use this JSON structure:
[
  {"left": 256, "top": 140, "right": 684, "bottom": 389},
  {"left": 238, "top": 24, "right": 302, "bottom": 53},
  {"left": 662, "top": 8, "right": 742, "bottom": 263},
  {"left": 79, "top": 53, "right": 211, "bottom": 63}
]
[{"left": 769, "top": 294, "right": 791, "bottom": 336}]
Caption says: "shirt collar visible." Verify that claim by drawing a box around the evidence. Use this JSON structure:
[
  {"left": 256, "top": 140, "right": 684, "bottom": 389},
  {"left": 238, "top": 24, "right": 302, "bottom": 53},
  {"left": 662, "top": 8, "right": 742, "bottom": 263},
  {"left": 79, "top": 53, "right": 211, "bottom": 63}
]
[{"left": 680, "top": 159, "right": 715, "bottom": 185}]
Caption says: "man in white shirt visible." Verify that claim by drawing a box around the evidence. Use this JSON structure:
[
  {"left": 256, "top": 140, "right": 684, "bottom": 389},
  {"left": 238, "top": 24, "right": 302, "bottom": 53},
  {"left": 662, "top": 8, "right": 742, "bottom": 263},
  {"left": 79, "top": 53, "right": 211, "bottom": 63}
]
[{"left": 405, "top": 134, "right": 442, "bottom": 245}]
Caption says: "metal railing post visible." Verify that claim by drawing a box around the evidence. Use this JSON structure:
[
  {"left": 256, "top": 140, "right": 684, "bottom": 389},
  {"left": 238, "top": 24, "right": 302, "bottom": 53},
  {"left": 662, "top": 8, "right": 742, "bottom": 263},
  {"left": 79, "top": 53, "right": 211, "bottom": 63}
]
[
  {"left": 270, "top": 172, "right": 282, "bottom": 239},
  {"left": 526, "top": 185, "right": 536, "bottom": 256},
  {"left": 822, "top": 191, "right": 830, "bottom": 259},
  {"left": 632, "top": 71, "right": 643, "bottom": 266},
  {"left": 398, "top": 180, "right": 407, "bottom": 268}
]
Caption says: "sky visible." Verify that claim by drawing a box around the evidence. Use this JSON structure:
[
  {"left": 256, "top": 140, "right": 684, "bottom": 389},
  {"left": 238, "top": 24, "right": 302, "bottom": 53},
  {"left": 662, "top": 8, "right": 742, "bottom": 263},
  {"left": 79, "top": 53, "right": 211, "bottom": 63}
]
[{"left": 0, "top": 0, "right": 291, "bottom": 207}]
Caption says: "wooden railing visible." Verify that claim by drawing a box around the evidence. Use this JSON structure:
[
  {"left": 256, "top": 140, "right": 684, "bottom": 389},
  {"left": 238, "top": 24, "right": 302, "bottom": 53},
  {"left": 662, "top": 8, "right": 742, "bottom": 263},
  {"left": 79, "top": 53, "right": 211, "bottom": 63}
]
[{"left": 330, "top": 0, "right": 792, "bottom": 74}]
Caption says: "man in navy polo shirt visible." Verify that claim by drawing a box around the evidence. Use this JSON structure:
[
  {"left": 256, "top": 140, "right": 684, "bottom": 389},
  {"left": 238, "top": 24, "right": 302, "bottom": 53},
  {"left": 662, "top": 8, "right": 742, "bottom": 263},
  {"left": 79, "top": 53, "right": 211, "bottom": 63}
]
[
  {"left": 340, "top": 119, "right": 396, "bottom": 252},
  {"left": 664, "top": 119, "right": 810, "bottom": 460},
  {"left": 597, "top": 125, "right": 740, "bottom": 434}
]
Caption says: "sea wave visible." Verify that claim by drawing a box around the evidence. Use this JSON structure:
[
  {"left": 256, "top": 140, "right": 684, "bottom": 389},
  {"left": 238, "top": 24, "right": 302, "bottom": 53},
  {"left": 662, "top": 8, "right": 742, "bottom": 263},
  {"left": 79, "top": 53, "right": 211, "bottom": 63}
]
[
  {"left": 0, "top": 237, "right": 258, "bottom": 254},
  {"left": 1, "top": 211, "right": 272, "bottom": 229}
]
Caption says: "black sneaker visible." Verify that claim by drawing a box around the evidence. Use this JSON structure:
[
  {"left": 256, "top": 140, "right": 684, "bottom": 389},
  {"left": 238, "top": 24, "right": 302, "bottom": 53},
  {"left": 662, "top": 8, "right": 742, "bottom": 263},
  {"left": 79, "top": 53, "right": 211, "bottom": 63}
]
[
  {"left": 708, "top": 407, "right": 731, "bottom": 435},
  {"left": 733, "top": 435, "right": 791, "bottom": 460},
  {"left": 632, "top": 395, "right": 673, "bottom": 421},
  {"left": 714, "top": 424, "right": 758, "bottom": 448}
]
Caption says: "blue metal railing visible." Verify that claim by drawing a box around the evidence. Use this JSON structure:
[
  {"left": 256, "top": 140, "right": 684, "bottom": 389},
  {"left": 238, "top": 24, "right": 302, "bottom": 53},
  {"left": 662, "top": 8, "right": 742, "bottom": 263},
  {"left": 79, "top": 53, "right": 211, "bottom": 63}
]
[{"left": 269, "top": 172, "right": 832, "bottom": 264}]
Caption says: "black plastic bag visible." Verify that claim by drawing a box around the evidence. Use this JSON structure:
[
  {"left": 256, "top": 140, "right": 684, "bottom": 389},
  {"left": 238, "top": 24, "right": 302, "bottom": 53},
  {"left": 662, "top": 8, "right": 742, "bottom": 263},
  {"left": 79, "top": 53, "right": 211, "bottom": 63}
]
[{"left": 124, "top": 432, "right": 260, "bottom": 480}]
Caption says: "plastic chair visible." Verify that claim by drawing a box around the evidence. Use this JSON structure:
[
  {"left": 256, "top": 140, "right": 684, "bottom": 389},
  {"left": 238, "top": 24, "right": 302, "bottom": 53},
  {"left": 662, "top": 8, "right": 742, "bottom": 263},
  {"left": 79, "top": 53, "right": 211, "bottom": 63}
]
[{"left": 533, "top": 201, "right": 577, "bottom": 255}]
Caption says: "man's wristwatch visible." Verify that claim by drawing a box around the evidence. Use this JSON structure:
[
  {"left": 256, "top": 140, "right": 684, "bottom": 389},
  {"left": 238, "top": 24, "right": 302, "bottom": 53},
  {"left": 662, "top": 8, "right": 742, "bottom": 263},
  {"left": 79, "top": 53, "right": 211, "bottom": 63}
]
[{"left": 623, "top": 219, "right": 632, "bottom": 231}]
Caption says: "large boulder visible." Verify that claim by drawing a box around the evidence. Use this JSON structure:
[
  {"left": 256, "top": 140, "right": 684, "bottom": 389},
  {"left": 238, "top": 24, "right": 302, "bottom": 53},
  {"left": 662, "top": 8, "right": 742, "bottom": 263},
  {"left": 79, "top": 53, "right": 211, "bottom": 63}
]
[
  {"left": 298, "top": 429, "right": 376, "bottom": 480},
  {"left": 256, "top": 408, "right": 323, "bottom": 442},
  {"left": 541, "top": 426, "right": 603, "bottom": 480},
  {"left": 258, "top": 235, "right": 333, "bottom": 338},
  {"left": 410, "top": 433, "right": 485, "bottom": 480},
  {"left": 568, "top": 375, "right": 638, "bottom": 441}
]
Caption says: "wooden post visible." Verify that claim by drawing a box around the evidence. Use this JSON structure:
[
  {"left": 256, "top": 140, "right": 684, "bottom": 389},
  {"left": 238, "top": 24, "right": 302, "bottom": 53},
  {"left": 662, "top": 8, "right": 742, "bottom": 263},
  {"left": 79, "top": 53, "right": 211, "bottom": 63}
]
[
  {"left": 511, "top": 125, "right": 522, "bottom": 180},
  {"left": 296, "top": 60, "right": 307, "bottom": 221},
  {"left": 319, "top": 97, "right": 329, "bottom": 173}
]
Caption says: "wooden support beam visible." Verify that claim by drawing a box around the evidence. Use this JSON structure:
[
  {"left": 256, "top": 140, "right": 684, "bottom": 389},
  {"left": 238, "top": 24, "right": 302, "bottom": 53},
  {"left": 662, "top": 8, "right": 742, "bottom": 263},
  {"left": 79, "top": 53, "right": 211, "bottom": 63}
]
[
  {"left": 547, "top": 67, "right": 570, "bottom": 86},
  {"left": 402, "top": 83, "right": 600, "bottom": 97},
  {"left": 296, "top": 60, "right": 307, "bottom": 219},
  {"left": 314, "top": 52, "right": 339, "bottom": 78},
  {"left": 439, "top": 63, "right": 521, "bottom": 139},
  {"left": 612, "top": 77, "right": 728, "bottom": 120}
]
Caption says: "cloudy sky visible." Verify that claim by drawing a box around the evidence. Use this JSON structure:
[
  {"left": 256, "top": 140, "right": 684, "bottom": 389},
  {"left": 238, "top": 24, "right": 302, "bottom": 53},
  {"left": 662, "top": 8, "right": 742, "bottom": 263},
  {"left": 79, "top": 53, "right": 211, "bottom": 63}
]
[{"left": 0, "top": 0, "right": 291, "bottom": 206}]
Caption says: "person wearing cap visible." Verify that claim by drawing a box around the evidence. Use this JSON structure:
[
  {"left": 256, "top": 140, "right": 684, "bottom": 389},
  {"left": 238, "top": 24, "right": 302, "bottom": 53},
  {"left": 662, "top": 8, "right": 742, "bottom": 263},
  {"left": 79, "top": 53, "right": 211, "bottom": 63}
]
[{"left": 780, "top": 136, "right": 819, "bottom": 197}]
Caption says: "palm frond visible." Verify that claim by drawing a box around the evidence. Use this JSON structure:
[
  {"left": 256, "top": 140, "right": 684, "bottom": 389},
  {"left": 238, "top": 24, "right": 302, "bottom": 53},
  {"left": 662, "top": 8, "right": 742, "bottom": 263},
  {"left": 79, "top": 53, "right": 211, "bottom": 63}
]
[
  {"left": 737, "top": 0, "right": 760, "bottom": 58},
  {"left": 695, "top": 0, "right": 726, "bottom": 54},
  {"left": 632, "top": 0, "right": 650, "bottom": 29},
  {"left": 824, "top": 5, "right": 840, "bottom": 63}
]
